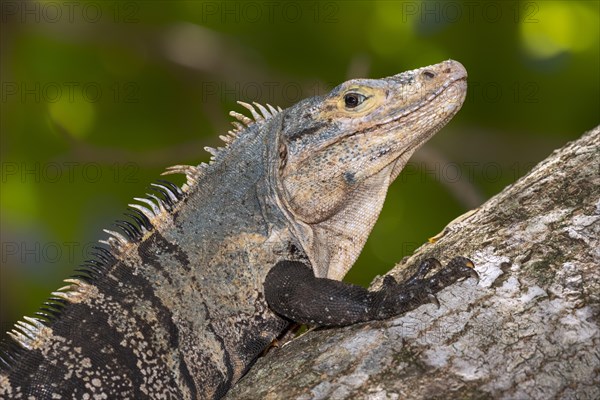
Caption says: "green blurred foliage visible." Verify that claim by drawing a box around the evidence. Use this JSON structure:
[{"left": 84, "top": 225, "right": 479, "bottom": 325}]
[{"left": 1, "top": 1, "right": 598, "bottom": 335}]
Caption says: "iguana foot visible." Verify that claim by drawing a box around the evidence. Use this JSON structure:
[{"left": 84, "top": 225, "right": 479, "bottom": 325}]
[{"left": 375, "top": 257, "right": 478, "bottom": 319}]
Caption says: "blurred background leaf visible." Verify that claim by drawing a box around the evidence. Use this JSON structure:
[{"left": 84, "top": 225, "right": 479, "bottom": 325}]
[{"left": 1, "top": 0, "right": 598, "bottom": 337}]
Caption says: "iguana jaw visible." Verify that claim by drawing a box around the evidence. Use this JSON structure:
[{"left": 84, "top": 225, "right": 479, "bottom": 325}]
[{"left": 275, "top": 60, "right": 467, "bottom": 279}]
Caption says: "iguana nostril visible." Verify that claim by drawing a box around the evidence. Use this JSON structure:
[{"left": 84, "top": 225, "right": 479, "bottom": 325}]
[{"left": 422, "top": 70, "right": 436, "bottom": 79}]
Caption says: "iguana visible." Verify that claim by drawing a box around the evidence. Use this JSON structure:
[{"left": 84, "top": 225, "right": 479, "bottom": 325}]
[{"left": 0, "top": 59, "right": 475, "bottom": 399}]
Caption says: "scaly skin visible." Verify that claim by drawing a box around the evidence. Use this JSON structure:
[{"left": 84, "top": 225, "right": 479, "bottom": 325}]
[{"left": 0, "top": 60, "right": 470, "bottom": 399}]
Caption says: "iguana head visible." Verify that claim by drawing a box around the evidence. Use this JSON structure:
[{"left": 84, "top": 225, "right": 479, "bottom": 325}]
[{"left": 274, "top": 60, "right": 468, "bottom": 279}]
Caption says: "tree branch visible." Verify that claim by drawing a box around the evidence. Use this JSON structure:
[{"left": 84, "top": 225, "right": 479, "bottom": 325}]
[{"left": 227, "top": 126, "right": 600, "bottom": 400}]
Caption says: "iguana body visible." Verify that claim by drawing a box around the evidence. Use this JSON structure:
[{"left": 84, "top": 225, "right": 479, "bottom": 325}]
[{"left": 0, "top": 60, "right": 471, "bottom": 399}]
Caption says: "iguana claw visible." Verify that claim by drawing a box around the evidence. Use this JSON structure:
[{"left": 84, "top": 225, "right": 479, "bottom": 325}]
[{"left": 427, "top": 293, "right": 441, "bottom": 308}]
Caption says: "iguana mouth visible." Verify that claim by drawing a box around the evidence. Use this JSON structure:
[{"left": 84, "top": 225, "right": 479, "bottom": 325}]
[
  {"left": 353, "top": 75, "right": 468, "bottom": 179},
  {"left": 359, "top": 75, "right": 468, "bottom": 137},
  {"left": 304, "top": 73, "right": 468, "bottom": 169}
]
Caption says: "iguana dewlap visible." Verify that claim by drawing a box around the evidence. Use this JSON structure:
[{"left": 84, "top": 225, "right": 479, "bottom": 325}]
[{"left": 0, "top": 60, "right": 474, "bottom": 399}]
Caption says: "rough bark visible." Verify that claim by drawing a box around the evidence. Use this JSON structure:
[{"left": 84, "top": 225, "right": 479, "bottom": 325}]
[{"left": 227, "top": 126, "right": 600, "bottom": 400}]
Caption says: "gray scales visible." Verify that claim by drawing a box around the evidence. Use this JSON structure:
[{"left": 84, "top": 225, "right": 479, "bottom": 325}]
[{"left": 0, "top": 60, "right": 476, "bottom": 399}]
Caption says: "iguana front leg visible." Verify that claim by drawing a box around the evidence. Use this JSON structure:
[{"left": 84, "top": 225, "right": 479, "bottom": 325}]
[{"left": 264, "top": 258, "right": 477, "bottom": 327}]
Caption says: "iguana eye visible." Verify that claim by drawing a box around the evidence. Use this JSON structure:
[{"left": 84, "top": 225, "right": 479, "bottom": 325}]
[{"left": 344, "top": 93, "right": 365, "bottom": 109}]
